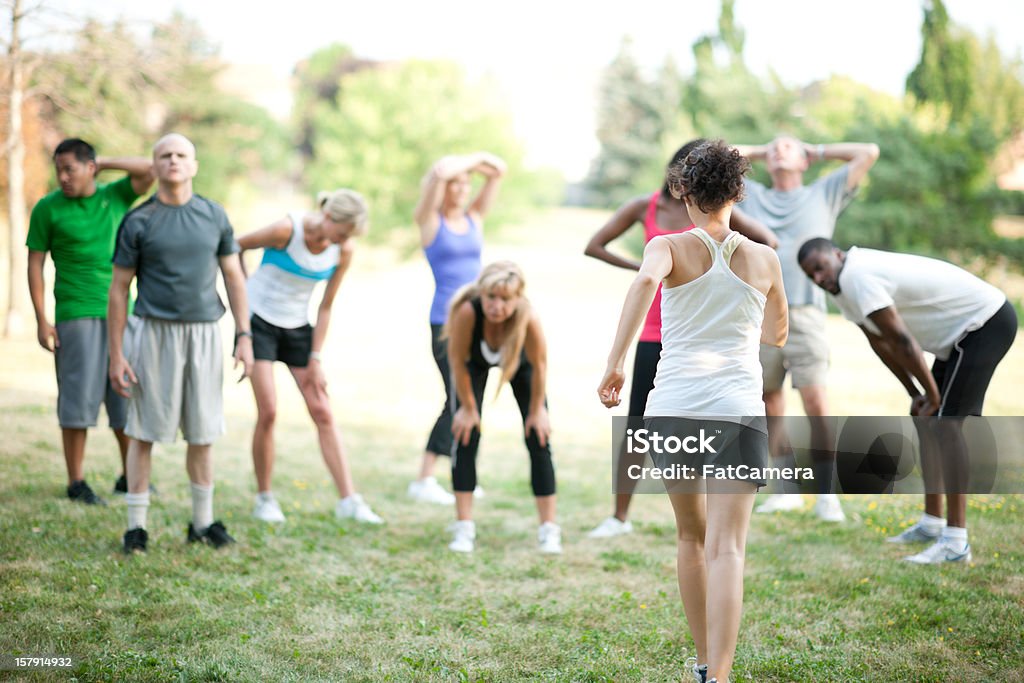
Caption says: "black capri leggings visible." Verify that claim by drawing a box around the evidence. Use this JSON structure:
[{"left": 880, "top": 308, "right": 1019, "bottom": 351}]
[
  {"left": 425, "top": 324, "right": 455, "bottom": 457},
  {"left": 450, "top": 359, "right": 556, "bottom": 496}
]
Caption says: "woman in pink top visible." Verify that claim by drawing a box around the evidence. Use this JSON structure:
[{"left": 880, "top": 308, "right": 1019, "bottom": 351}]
[{"left": 584, "top": 140, "right": 777, "bottom": 539}]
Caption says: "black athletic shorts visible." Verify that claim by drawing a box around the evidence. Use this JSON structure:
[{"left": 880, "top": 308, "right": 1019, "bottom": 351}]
[{"left": 251, "top": 313, "right": 313, "bottom": 367}]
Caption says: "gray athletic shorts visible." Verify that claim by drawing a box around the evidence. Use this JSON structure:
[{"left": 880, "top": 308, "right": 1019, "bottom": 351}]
[
  {"left": 760, "top": 305, "right": 830, "bottom": 392},
  {"left": 54, "top": 318, "right": 127, "bottom": 430},
  {"left": 123, "top": 317, "right": 224, "bottom": 444}
]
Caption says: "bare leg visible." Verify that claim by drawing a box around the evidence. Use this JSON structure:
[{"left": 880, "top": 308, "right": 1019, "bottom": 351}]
[
  {"left": 185, "top": 443, "right": 212, "bottom": 486},
  {"left": 290, "top": 365, "right": 355, "bottom": 499},
  {"left": 455, "top": 491, "right": 473, "bottom": 521},
  {"left": 113, "top": 429, "right": 129, "bottom": 474},
  {"left": 704, "top": 483, "right": 757, "bottom": 682},
  {"left": 250, "top": 361, "right": 277, "bottom": 493},
  {"left": 61, "top": 427, "right": 87, "bottom": 483},
  {"left": 418, "top": 450, "right": 439, "bottom": 479},
  {"left": 535, "top": 494, "right": 556, "bottom": 524},
  {"left": 613, "top": 493, "right": 632, "bottom": 522},
  {"left": 668, "top": 490, "right": 709, "bottom": 666},
  {"left": 127, "top": 439, "right": 153, "bottom": 493},
  {"left": 946, "top": 494, "right": 967, "bottom": 529}
]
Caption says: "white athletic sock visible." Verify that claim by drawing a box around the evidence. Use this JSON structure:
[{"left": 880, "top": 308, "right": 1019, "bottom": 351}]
[
  {"left": 125, "top": 492, "right": 149, "bottom": 530},
  {"left": 256, "top": 491, "right": 275, "bottom": 504},
  {"left": 920, "top": 512, "right": 946, "bottom": 534},
  {"left": 941, "top": 525, "right": 968, "bottom": 550},
  {"left": 190, "top": 483, "right": 214, "bottom": 532}
]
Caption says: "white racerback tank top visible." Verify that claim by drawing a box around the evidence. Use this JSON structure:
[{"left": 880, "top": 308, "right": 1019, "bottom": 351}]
[{"left": 644, "top": 229, "right": 767, "bottom": 420}]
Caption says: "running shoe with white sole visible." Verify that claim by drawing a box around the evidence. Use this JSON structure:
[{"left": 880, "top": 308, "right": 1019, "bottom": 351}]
[
  {"left": 335, "top": 494, "right": 384, "bottom": 524},
  {"left": 586, "top": 516, "right": 634, "bottom": 539},
  {"left": 449, "top": 520, "right": 476, "bottom": 553},
  {"left": 407, "top": 477, "right": 456, "bottom": 505},
  {"left": 904, "top": 538, "right": 972, "bottom": 564}
]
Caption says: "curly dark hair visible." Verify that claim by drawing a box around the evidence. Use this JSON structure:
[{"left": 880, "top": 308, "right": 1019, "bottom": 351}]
[{"left": 666, "top": 140, "right": 750, "bottom": 214}]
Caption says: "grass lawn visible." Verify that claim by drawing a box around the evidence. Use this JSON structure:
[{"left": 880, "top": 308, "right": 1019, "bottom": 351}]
[{"left": 2, "top": 208, "right": 1023, "bottom": 681}]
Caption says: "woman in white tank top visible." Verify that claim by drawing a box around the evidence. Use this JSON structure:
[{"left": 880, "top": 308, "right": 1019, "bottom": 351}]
[{"left": 598, "top": 141, "right": 788, "bottom": 683}]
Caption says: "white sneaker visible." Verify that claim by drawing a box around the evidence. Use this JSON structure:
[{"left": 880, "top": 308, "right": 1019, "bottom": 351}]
[
  {"left": 813, "top": 494, "right": 846, "bottom": 522},
  {"left": 754, "top": 493, "right": 804, "bottom": 514},
  {"left": 335, "top": 494, "right": 384, "bottom": 524},
  {"left": 684, "top": 656, "right": 707, "bottom": 683},
  {"left": 904, "top": 537, "right": 972, "bottom": 564},
  {"left": 407, "top": 477, "right": 456, "bottom": 505},
  {"left": 887, "top": 521, "right": 944, "bottom": 544},
  {"left": 448, "top": 520, "right": 475, "bottom": 553},
  {"left": 253, "top": 495, "right": 286, "bottom": 523},
  {"left": 538, "top": 522, "right": 562, "bottom": 554},
  {"left": 586, "top": 516, "right": 633, "bottom": 539}
]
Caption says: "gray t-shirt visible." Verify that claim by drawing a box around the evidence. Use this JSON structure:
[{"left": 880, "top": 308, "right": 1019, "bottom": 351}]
[
  {"left": 113, "top": 195, "right": 238, "bottom": 322},
  {"left": 738, "top": 167, "right": 854, "bottom": 309}
]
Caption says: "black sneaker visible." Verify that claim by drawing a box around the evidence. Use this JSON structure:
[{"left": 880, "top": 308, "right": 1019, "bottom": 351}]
[
  {"left": 67, "top": 480, "right": 106, "bottom": 506},
  {"left": 187, "top": 520, "right": 236, "bottom": 548},
  {"left": 122, "top": 527, "right": 148, "bottom": 554},
  {"left": 113, "top": 475, "right": 158, "bottom": 495}
]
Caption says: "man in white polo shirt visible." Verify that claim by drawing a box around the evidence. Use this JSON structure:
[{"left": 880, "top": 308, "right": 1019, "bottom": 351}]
[{"left": 798, "top": 237, "right": 1017, "bottom": 564}]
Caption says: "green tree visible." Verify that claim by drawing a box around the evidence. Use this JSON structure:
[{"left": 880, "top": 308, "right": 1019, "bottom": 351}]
[
  {"left": 586, "top": 37, "right": 677, "bottom": 207},
  {"left": 302, "top": 58, "right": 535, "bottom": 238},
  {"left": 906, "top": 0, "right": 974, "bottom": 124}
]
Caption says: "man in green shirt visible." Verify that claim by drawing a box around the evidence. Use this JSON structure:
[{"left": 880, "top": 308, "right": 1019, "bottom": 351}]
[{"left": 27, "top": 138, "right": 154, "bottom": 505}]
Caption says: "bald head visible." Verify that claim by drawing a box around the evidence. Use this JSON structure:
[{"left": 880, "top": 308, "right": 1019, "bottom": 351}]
[{"left": 152, "top": 133, "right": 198, "bottom": 191}]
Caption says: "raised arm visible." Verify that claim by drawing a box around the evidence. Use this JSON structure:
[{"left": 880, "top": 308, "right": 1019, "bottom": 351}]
[
  {"left": 107, "top": 265, "right": 137, "bottom": 397},
  {"left": 597, "top": 236, "right": 674, "bottom": 407},
  {"left": 220, "top": 254, "right": 254, "bottom": 382},
  {"left": 864, "top": 306, "right": 941, "bottom": 415},
  {"left": 730, "top": 206, "right": 778, "bottom": 249},
  {"left": 760, "top": 248, "right": 788, "bottom": 346},
  {"left": 303, "top": 241, "right": 355, "bottom": 392},
  {"left": 27, "top": 250, "right": 57, "bottom": 352},
  {"left": 733, "top": 143, "right": 768, "bottom": 161},
  {"left": 583, "top": 196, "right": 648, "bottom": 271},
  {"left": 96, "top": 156, "right": 155, "bottom": 197},
  {"left": 467, "top": 152, "right": 507, "bottom": 219},
  {"left": 804, "top": 141, "right": 880, "bottom": 191},
  {"left": 448, "top": 301, "right": 480, "bottom": 445},
  {"left": 522, "top": 313, "right": 551, "bottom": 448},
  {"left": 414, "top": 153, "right": 504, "bottom": 247}
]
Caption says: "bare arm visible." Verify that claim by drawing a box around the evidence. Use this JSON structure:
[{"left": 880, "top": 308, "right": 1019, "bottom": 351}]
[
  {"left": 448, "top": 301, "right": 480, "bottom": 445},
  {"left": 730, "top": 206, "right": 778, "bottom": 249},
  {"left": 302, "top": 242, "right": 355, "bottom": 391},
  {"left": 237, "top": 217, "right": 293, "bottom": 253},
  {"left": 597, "top": 237, "right": 674, "bottom": 407},
  {"left": 583, "top": 196, "right": 648, "bottom": 271},
  {"left": 522, "top": 313, "right": 551, "bottom": 447},
  {"left": 734, "top": 143, "right": 768, "bottom": 161},
  {"left": 220, "top": 254, "right": 254, "bottom": 382},
  {"left": 414, "top": 152, "right": 504, "bottom": 247},
  {"left": 467, "top": 152, "right": 507, "bottom": 218},
  {"left": 27, "top": 250, "right": 57, "bottom": 352},
  {"left": 865, "top": 306, "right": 941, "bottom": 414},
  {"left": 805, "top": 141, "right": 880, "bottom": 191},
  {"left": 96, "top": 156, "right": 155, "bottom": 197},
  {"left": 107, "top": 265, "right": 137, "bottom": 397},
  {"left": 760, "top": 249, "right": 788, "bottom": 346}
]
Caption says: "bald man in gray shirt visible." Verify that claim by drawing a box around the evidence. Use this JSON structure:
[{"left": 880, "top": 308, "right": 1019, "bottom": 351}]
[
  {"left": 108, "top": 133, "right": 254, "bottom": 554},
  {"left": 734, "top": 136, "right": 879, "bottom": 521}
]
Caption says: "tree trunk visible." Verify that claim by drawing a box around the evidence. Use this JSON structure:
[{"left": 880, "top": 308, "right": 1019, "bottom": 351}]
[{"left": 4, "top": 0, "right": 28, "bottom": 338}]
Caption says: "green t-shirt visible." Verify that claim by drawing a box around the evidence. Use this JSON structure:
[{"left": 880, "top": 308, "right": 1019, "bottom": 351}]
[{"left": 26, "top": 176, "right": 139, "bottom": 323}]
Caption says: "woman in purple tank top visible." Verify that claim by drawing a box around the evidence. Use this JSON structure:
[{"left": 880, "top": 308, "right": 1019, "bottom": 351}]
[{"left": 408, "top": 152, "right": 507, "bottom": 505}]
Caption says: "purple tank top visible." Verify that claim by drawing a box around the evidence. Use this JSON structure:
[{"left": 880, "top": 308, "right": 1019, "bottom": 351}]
[{"left": 424, "top": 214, "right": 482, "bottom": 324}]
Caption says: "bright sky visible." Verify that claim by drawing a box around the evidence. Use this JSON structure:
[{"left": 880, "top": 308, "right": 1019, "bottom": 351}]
[{"left": 55, "top": 0, "right": 1024, "bottom": 180}]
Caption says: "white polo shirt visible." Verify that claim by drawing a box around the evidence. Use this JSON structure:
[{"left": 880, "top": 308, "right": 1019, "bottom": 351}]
[{"left": 832, "top": 247, "right": 1005, "bottom": 361}]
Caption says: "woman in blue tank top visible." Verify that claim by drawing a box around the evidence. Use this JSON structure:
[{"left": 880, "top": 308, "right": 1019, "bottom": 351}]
[{"left": 408, "top": 152, "right": 507, "bottom": 505}]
